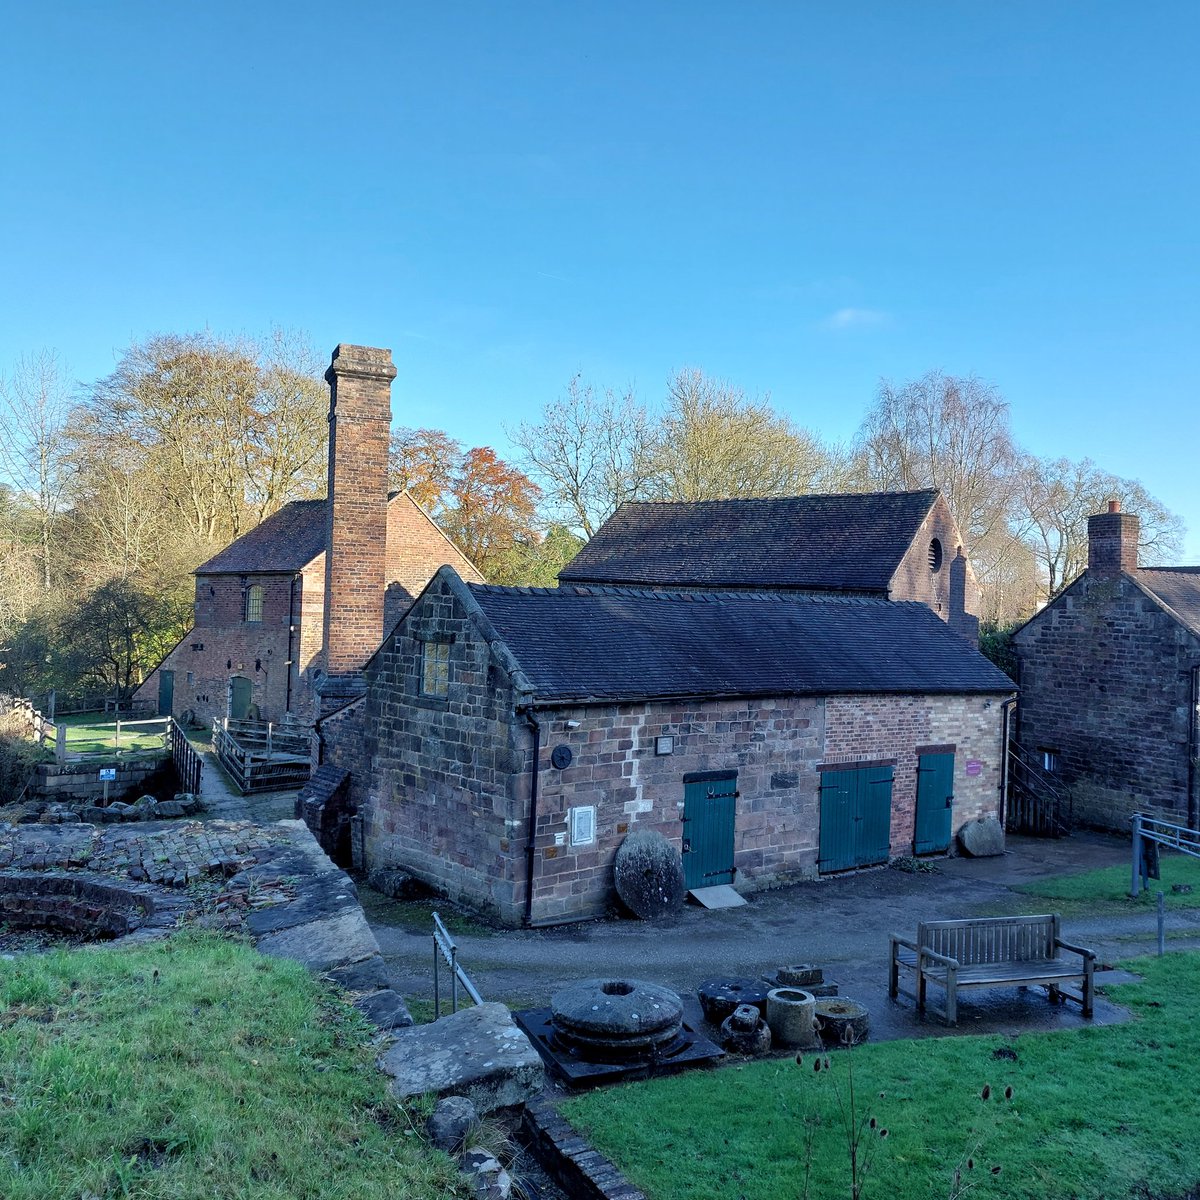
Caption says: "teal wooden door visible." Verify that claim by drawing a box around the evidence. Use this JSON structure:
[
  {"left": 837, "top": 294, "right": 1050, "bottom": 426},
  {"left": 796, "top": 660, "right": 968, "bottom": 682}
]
[
  {"left": 819, "top": 765, "right": 894, "bottom": 873},
  {"left": 682, "top": 772, "right": 737, "bottom": 889},
  {"left": 229, "top": 676, "right": 252, "bottom": 720},
  {"left": 914, "top": 752, "right": 955, "bottom": 854},
  {"left": 157, "top": 669, "right": 174, "bottom": 717}
]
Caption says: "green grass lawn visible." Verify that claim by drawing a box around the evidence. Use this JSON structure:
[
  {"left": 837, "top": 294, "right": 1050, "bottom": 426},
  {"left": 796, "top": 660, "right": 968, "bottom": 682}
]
[
  {"left": 0, "top": 932, "right": 464, "bottom": 1200},
  {"left": 53, "top": 712, "right": 167, "bottom": 756},
  {"left": 1015, "top": 850, "right": 1200, "bottom": 914},
  {"left": 563, "top": 952, "right": 1200, "bottom": 1200}
]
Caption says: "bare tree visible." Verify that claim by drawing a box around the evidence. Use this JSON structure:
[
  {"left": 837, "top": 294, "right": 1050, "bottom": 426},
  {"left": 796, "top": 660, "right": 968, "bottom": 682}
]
[
  {"left": 1016, "top": 455, "right": 1184, "bottom": 599},
  {"left": 510, "top": 376, "right": 651, "bottom": 537},
  {"left": 646, "top": 369, "right": 831, "bottom": 502},
  {"left": 0, "top": 350, "right": 73, "bottom": 589}
]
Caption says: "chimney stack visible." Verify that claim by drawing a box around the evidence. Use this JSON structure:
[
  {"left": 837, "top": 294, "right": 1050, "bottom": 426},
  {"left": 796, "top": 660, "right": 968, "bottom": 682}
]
[
  {"left": 318, "top": 344, "right": 395, "bottom": 707},
  {"left": 1087, "top": 500, "right": 1140, "bottom": 579}
]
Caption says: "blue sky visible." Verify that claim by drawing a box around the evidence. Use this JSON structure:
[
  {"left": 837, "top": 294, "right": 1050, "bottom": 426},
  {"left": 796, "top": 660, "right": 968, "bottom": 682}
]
[{"left": 4, "top": 2, "right": 1198, "bottom": 556}]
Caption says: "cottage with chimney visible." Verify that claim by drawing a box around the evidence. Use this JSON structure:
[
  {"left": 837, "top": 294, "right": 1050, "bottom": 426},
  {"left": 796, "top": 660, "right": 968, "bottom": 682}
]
[
  {"left": 1012, "top": 502, "right": 1200, "bottom": 832},
  {"left": 318, "top": 562, "right": 1014, "bottom": 927},
  {"left": 135, "top": 345, "right": 482, "bottom": 727}
]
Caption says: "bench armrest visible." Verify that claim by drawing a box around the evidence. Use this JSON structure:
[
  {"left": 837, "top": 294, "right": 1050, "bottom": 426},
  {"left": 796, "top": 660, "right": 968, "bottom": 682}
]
[
  {"left": 890, "top": 934, "right": 918, "bottom": 953},
  {"left": 918, "top": 946, "right": 961, "bottom": 969},
  {"left": 1056, "top": 938, "right": 1096, "bottom": 961}
]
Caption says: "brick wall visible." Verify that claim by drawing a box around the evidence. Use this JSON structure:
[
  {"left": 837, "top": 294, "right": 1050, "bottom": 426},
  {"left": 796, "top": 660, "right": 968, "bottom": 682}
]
[
  {"left": 386, "top": 492, "right": 484, "bottom": 595},
  {"left": 823, "top": 693, "right": 1005, "bottom": 852},
  {"left": 888, "top": 493, "right": 981, "bottom": 625},
  {"left": 1013, "top": 572, "right": 1200, "bottom": 830}
]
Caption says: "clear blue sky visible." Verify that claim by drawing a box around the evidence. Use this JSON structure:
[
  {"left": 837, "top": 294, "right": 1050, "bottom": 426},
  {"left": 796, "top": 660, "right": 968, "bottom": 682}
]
[{"left": 4, "top": 2, "right": 1198, "bottom": 556}]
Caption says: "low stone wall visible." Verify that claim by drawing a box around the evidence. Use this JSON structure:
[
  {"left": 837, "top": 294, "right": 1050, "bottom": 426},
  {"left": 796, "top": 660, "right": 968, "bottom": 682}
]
[{"left": 29, "top": 756, "right": 173, "bottom": 807}]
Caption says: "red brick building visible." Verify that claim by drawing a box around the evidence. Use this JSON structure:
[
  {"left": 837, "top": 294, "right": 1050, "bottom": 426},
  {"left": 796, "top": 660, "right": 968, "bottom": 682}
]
[
  {"left": 342, "top": 566, "right": 1013, "bottom": 926},
  {"left": 135, "top": 344, "right": 482, "bottom": 727},
  {"left": 1013, "top": 503, "right": 1200, "bottom": 831}
]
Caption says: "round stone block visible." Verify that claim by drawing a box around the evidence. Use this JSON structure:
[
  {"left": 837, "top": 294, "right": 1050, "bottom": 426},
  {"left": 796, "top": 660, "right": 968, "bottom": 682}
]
[
  {"left": 815, "top": 998, "right": 870, "bottom": 1046},
  {"left": 613, "top": 831, "right": 685, "bottom": 921},
  {"left": 766, "top": 987, "right": 820, "bottom": 1049}
]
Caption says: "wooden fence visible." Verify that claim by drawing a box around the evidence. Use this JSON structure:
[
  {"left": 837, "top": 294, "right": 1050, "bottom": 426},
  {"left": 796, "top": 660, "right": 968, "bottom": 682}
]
[{"left": 213, "top": 718, "right": 311, "bottom": 794}]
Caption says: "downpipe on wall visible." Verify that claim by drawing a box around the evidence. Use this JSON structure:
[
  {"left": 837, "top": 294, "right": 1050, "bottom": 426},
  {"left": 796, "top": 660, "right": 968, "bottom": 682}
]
[{"left": 522, "top": 710, "right": 542, "bottom": 926}]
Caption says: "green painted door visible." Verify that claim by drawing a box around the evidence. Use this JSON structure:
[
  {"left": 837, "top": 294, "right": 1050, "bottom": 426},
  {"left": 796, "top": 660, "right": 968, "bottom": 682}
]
[
  {"left": 229, "top": 676, "right": 252, "bottom": 721},
  {"left": 682, "top": 772, "right": 737, "bottom": 889},
  {"left": 914, "top": 752, "right": 955, "bottom": 854},
  {"left": 818, "top": 765, "right": 894, "bottom": 873},
  {"left": 157, "top": 670, "right": 174, "bottom": 717}
]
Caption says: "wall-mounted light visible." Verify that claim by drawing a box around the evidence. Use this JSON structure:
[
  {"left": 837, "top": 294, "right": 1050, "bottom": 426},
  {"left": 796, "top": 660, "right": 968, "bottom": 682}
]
[
  {"left": 565, "top": 719, "right": 581, "bottom": 730},
  {"left": 255, "top": 659, "right": 262, "bottom": 672},
  {"left": 226, "top": 659, "right": 232, "bottom": 671}
]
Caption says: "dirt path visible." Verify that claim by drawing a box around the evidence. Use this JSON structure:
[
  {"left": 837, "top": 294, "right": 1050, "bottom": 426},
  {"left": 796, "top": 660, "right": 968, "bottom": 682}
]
[{"left": 362, "top": 831, "right": 1200, "bottom": 1042}]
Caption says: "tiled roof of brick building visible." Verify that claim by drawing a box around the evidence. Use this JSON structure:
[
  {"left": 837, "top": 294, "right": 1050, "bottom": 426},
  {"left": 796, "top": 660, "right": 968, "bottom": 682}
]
[
  {"left": 557, "top": 489, "right": 941, "bottom": 591},
  {"left": 469, "top": 583, "right": 1013, "bottom": 703},
  {"left": 195, "top": 500, "right": 328, "bottom": 575},
  {"left": 1138, "top": 567, "right": 1200, "bottom": 636}
]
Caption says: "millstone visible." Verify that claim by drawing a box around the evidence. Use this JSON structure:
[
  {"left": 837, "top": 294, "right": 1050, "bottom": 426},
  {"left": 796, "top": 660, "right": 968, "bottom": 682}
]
[
  {"left": 550, "top": 978, "right": 684, "bottom": 1061},
  {"left": 613, "top": 831, "right": 685, "bottom": 920},
  {"left": 815, "top": 998, "right": 870, "bottom": 1046},
  {"left": 698, "top": 977, "right": 770, "bottom": 1025}
]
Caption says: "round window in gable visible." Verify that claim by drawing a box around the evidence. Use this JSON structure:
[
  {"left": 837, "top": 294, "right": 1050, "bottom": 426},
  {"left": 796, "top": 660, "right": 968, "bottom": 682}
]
[{"left": 929, "top": 537, "right": 943, "bottom": 572}]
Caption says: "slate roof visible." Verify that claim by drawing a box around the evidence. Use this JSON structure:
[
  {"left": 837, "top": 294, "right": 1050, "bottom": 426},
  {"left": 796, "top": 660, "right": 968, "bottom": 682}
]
[
  {"left": 196, "top": 500, "right": 327, "bottom": 575},
  {"left": 558, "top": 490, "right": 941, "bottom": 592},
  {"left": 1138, "top": 567, "right": 1200, "bottom": 636},
  {"left": 468, "top": 584, "right": 1014, "bottom": 703}
]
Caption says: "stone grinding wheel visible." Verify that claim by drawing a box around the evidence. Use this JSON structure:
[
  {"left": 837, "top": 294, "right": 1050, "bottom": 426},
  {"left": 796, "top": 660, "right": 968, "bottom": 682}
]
[
  {"left": 815, "top": 998, "right": 870, "bottom": 1045},
  {"left": 613, "top": 830, "right": 686, "bottom": 920},
  {"left": 550, "top": 978, "right": 684, "bottom": 1061}
]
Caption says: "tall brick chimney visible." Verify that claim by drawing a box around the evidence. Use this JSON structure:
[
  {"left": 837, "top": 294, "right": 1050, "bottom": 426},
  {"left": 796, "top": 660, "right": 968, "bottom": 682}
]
[
  {"left": 317, "top": 344, "right": 395, "bottom": 708},
  {"left": 1087, "top": 500, "right": 1140, "bottom": 579}
]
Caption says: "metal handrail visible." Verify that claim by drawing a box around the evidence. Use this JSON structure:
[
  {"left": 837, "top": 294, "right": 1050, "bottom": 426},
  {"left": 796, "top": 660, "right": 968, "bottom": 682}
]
[
  {"left": 432, "top": 911, "right": 483, "bottom": 1017},
  {"left": 1131, "top": 812, "right": 1200, "bottom": 897},
  {"left": 1007, "top": 742, "right": 1073, "bottom": 836}
]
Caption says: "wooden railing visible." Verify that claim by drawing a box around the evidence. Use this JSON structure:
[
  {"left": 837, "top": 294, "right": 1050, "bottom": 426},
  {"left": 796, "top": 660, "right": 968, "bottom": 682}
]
[{"left": 213, "top": 718, "right": 312, "bottom": 794}]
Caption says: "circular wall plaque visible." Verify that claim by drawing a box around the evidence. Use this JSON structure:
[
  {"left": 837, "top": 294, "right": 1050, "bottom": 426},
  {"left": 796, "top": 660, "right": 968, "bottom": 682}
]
[{"left": 550, "top": 744, "right": 574, "bottom": 770}]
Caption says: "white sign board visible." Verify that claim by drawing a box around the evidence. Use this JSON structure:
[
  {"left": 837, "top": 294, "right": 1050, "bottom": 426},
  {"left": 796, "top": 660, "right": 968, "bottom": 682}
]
[{"left": 99, "top": 768, "right": 117, "bottom": 781}]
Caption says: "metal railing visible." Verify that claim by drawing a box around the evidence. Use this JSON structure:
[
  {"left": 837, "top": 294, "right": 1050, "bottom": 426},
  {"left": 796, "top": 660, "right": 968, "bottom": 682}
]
[
  {"left": 432, "top": 911, "right": 483, "bottom": 1018},
  {"left": 1006, "top": 742, "right": 1073, "bottom": 837},
  {"left": 1131, "top": 812, "right": 1200, "bottom": 898},
  {"left": 169, "top": 718, "right": 202, "bottom": 794}
]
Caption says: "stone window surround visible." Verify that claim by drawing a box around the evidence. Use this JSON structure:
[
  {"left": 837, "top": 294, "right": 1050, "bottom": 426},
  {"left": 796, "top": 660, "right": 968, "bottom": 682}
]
[{"left": 419, "top": 638, "right": 451, "bottom": 699}]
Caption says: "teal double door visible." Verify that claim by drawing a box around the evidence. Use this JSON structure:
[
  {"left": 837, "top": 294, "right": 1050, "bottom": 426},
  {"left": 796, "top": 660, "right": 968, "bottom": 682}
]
[
  {"left": 681, "top": 772, "right": 738, "bottom": 889},
  {"left": 818, "top": 764, "right": 894, "bottom": 873}
]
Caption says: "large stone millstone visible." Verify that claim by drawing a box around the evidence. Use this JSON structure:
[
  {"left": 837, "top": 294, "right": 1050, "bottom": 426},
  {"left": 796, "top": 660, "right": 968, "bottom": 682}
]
[
  {"left": 379, "top": 1003, "right": 544, "bottom": 1114},
  {"left": 551, "top": 978, "right": 684, "bottom": 1061},
  {"left": 613, "top": 830, "right": 686, "bottom": 920},
  {"left": 958, "top": 816, "right": 1006, "bottom": 858}
]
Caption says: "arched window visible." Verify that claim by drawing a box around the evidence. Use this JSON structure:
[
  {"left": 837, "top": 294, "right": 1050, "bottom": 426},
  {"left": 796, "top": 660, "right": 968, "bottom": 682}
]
[{"left": 244, "top": 584, "right": 264, "bottom": 623}]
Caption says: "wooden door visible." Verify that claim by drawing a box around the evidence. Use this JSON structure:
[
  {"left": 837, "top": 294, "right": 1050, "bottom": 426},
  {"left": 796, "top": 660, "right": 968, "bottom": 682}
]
[
  {"left": 914, "top": 752, "right": 955, "bottom": 854},
  {"left": 819, "top": 765, "right": 894, "bottom": 872},
  {"left": 157, "top": 669, "right": 174, "bottom": 717},
  {"left": 228, "top": 676, "right": 252, "bottom": 720},
  {"left": 682, "top": 772, "right": 737, "bottom": 889}
]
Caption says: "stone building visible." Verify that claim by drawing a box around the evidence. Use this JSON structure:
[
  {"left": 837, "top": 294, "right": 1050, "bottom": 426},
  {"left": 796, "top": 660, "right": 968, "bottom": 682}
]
[
  {"left": 334, "top": 566, "right": 1014, "bottom": 926},
  {"left": 559, "top": 489, "right": 982, "bottom": 643},
  {"left": 1012, "top": 502, "right": 1200, "bottom": 832},
  {"left": 135, "top": 345, "right": 482, "bottom": 727}
]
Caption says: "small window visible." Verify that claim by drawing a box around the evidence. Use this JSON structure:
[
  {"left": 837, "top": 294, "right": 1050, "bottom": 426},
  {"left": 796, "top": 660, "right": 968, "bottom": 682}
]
[
  {"left": 929, "top": 538, "right": 943, "bottom": 572},
  {"left": 186, "top": 672, "right": 194, "bottom": 685},
  {"left": 571, "top": 806, "right": 596, "bottom": 846},
  {"left": 244, "top": 584, "right": 264, "bottom": 623},
  {"left": 1041, "top": 749, "right": 1059, "bottom": 773},
  {"left": 420, "top": 640, "right": 450, "bottom": 697}
]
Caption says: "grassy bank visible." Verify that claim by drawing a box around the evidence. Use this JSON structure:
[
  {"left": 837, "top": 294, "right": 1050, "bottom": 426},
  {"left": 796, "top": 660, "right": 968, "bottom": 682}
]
[
  {"left": 563, "top": 953, "right": 1200, "bottom": 1200},
  {"left": 0, "top": 932, "right": 463, "bottom": 1199},
  {"left": 1015, "top": 850, "right": 1200, "bottom": 913}
]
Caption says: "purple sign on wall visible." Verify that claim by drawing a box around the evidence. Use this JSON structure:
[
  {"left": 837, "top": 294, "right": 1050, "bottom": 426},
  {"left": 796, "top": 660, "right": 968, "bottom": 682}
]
[{"left": 965, "top": 759, "right": 983, "bottom": 777}]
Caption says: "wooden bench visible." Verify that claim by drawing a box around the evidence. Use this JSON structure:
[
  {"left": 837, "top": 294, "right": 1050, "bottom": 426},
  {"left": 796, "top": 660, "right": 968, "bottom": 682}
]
[{"left": 889, "top": 914, "right": 1095, "bottom": 1025}]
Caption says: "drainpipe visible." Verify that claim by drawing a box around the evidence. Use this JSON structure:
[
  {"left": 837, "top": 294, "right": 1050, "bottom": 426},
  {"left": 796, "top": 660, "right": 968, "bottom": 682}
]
[
  {"left": 1189, "top": 666, "right": 1200, "bottom": 832},
  {"left": 999, "top": 696, "right": 1018, "bottom": 829},
  {"left": 284, "top": 573, "right": 299, "bottom": 715},
  {"left": 522, "top": 710, "right": 543, "bottom": 926}
]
